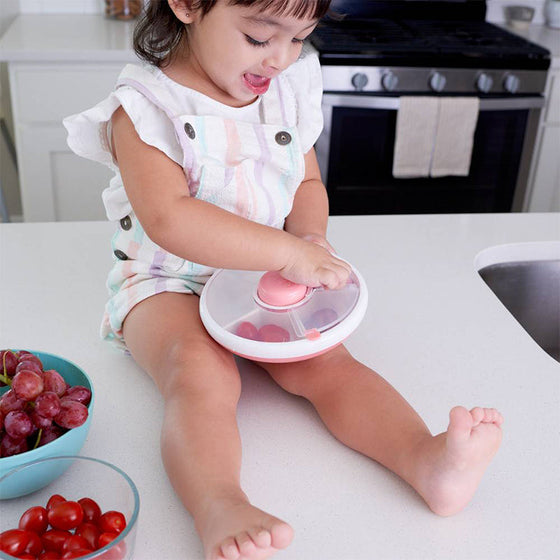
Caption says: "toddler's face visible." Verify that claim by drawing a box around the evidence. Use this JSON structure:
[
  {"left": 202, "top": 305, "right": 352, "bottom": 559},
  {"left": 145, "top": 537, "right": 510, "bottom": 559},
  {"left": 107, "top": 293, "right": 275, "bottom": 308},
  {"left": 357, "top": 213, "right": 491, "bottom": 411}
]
[{"left": 185, "top": 1, "right": 318, "bottom": 106}]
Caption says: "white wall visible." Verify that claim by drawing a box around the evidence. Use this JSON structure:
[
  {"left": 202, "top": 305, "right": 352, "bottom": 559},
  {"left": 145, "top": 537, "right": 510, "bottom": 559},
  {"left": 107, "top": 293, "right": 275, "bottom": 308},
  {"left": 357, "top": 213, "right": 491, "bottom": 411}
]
[{"left": 19, "top": 0, "right": 102, "bottom": 13}]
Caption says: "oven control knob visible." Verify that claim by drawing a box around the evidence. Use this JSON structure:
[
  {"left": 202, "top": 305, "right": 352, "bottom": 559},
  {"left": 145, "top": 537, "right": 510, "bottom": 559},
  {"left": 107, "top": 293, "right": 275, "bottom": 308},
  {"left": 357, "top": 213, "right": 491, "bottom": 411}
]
[
  {"left": 476, "top": 73, "right": 494, "bottom": 93},
  {"left": 503, "top": 73, "right": 521, "bottom": 94},
  {"left": 429, "top": 72, "right": 447, "bottom": 92},
  {"left": 381, "top": 71, "right": 399, "bottom": 92},
  {"left": 351, "top": 72, "right": 369, "bottom": 91}
]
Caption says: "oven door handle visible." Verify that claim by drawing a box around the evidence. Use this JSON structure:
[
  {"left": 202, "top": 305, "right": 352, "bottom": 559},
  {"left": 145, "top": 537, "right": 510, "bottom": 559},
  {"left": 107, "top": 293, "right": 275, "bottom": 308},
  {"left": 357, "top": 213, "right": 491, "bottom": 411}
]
[{"left": 321, "top": 94, "right": 545, "bottom": 111}]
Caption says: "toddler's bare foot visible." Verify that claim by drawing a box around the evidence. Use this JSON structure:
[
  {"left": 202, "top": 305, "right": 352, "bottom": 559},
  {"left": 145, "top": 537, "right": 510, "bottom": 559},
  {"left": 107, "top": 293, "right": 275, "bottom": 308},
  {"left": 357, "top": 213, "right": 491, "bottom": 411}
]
[
  {"left": 414, "top": 406, "right": 503, "bottom": 517},
  {"left": 197, "top": 496, "right": 294, "bottom": 560}
]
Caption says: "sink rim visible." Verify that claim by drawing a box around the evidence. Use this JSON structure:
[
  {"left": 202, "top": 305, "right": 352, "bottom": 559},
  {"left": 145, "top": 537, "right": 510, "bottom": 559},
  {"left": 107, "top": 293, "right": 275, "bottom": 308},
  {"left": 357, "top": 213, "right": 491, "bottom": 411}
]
[{"left": 474, "top": 240, "right": 560, "bottom": 272}]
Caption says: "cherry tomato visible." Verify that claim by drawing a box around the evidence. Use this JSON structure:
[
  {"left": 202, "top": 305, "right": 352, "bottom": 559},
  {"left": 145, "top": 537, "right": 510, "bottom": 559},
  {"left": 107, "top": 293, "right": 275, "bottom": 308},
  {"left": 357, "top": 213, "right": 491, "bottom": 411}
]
[
  {"left": 74, "top": 522, "right": 100, "bottom": 550},
  {"left": 46, "top": 494, "right": 67, "bottom": 511},
  {"left": 62, "top": 549, "right": 94, "bottom": 559},
  {"left": 48, "top": 501, "right": 84, "bottom": 531},
  {"left": 39, "top": 552, "right": 63, "bottom": 560},
  {"left": 41, "top": 529, "right": 72, "bottom": 553},
  {"left": 78, "top": 497, "right": 101, "bottom": 524},
  {"left": 23, "top": 530, "right": 43, "bottom": 555},
  {"left": 17, "top": 555, "right": 36, "bottom": 560},
  {"left": 0, "top": 529, "right": 35, "bottom": 555},
  {"left": 62, "top": 534, "right": 91, "bottom": 553},
  {"left": 98, "top": 511, "right": 126, "bottom": 534},
  {"left": 97, "top": 533, "right": 127, "bottom": 560},
  {"left": 19, "top": 505, "right": 49, "bottom": 534}
]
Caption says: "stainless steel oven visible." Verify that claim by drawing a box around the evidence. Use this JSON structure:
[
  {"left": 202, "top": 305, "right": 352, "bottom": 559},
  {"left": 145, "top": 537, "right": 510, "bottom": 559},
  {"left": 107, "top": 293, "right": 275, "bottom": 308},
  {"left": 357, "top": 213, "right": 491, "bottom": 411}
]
[{"left": 310, "top": 0, "right": 551, "bottom": 215}]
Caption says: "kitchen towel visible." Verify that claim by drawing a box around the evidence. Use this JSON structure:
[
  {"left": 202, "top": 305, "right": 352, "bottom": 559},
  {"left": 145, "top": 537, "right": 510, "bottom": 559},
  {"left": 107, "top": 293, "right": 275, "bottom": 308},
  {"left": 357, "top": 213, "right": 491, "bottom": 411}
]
[
  {"left": 392, "top": 97, "right": 440, "bottom": 178},
  {"left": 430, "top": 97, "right": 480, "bottom": 177},
  {"left": 392, "top": 96, "right": 480, "bottom": 178}
]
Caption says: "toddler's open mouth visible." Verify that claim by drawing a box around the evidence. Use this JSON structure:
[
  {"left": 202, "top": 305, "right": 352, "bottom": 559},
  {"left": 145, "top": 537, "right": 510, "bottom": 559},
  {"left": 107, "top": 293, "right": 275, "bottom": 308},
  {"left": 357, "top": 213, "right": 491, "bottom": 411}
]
[{"left": 243, "top": 73, "right": 271, "bottom": 95}]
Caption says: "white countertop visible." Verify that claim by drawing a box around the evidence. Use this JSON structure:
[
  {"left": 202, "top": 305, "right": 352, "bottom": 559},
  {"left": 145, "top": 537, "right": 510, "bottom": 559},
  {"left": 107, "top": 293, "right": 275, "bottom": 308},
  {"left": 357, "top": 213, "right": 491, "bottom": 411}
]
[
  {"left": 0, "top": 15, "right": 139, "bottom": 62},
  {"left": 1, "top": 213, "right": 559, "bottom": 560}
]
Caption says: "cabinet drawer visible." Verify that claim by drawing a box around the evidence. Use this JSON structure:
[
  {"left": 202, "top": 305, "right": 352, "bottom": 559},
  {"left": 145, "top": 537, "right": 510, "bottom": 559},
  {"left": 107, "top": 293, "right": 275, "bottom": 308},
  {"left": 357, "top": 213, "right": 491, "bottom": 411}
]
[{"left": 11, "top": 62, "right": 124, "bottom": 123}]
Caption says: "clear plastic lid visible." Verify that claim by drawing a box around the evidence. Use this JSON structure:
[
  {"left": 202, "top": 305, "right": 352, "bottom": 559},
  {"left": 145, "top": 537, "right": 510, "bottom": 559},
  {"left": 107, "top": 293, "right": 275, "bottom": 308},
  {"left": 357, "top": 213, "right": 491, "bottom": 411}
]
[{"left": 202, "top": 270, "right": 362, "bottom": 343}]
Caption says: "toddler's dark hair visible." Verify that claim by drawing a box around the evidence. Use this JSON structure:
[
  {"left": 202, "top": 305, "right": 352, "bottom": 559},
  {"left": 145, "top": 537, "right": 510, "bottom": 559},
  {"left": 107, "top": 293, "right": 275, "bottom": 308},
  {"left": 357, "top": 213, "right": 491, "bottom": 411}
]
[{"left": 134, "top": 0, "right": 332, "bottom": 67}]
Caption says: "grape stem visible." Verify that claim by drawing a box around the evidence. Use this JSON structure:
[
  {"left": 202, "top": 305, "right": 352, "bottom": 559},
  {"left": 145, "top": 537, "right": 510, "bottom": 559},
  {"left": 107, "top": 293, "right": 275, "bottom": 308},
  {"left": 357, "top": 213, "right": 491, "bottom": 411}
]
[
  {"left": 0, "top": 351, "right": 12, "bottom": 386},
  {"left": 32, "top": 428, "right": 43, "bottom": 450}
]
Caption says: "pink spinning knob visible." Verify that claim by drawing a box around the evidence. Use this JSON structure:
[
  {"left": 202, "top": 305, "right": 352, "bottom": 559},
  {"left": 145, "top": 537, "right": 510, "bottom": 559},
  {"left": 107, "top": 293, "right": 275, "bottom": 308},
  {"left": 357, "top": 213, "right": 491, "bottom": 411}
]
[{"left": 257, "top": 272, "right": 307, "bottom": 307}]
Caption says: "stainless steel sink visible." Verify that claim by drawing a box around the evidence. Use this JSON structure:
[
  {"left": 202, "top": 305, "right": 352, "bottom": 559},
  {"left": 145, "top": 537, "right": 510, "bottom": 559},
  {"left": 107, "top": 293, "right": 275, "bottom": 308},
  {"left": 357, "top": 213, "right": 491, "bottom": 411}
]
[{"left": 478, "top": 259, "right": 560, "bottom": 362}]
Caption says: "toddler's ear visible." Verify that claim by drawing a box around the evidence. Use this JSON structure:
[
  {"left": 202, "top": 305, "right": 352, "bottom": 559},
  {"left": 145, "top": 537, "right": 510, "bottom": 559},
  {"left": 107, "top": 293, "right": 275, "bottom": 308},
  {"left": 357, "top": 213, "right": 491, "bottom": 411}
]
[{"left": 167, "top": 0, "right": 195, "bottom": 25}]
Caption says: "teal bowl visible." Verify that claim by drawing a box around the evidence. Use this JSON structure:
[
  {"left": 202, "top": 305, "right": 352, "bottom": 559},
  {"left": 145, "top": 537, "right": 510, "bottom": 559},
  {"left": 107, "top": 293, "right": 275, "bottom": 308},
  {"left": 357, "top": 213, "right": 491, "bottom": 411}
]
[{"left": 0, "top": 351, "right": 94, "bottom": 499}]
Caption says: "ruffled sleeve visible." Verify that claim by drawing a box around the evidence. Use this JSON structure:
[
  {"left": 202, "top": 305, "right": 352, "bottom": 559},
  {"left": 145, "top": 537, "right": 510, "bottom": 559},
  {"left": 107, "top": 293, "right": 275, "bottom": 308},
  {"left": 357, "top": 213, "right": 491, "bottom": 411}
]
[
  {"left": 63, "top": 78, "right": 183, "bottom": 171},
  {"left": 282, "top": 48, "right": 324, "bottom": 154}
]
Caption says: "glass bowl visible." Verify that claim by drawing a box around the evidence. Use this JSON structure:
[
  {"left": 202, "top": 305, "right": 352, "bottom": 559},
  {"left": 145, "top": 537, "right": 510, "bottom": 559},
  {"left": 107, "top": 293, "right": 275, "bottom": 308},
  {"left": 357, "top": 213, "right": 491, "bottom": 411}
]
[
  {"left": 0, "top": 456, "right": 139, "bottom": 559},
  {"left": 0, "top": 351, "right": 94, "bottom": 499}
]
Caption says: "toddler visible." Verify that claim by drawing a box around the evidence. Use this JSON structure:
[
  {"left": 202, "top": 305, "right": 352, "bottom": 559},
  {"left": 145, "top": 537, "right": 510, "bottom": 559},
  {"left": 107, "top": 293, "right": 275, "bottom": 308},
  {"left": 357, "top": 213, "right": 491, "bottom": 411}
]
[{"left": 64, "top": 1, "right": 504, "bottom": 559}]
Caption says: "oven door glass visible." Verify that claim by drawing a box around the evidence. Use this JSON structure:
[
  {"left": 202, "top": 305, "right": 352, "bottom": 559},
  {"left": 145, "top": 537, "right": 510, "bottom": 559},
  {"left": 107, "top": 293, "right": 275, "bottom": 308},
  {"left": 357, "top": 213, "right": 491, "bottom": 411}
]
[{"left": 317, "top": 95, "right": 542, "bottom": 215}]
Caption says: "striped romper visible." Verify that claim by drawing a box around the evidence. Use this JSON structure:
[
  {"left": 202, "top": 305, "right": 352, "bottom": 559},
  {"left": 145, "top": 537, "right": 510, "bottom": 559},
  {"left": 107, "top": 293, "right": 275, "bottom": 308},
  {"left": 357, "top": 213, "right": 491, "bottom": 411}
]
[{"left": 63, "top": 51, "right": 324, "bottom": 349}]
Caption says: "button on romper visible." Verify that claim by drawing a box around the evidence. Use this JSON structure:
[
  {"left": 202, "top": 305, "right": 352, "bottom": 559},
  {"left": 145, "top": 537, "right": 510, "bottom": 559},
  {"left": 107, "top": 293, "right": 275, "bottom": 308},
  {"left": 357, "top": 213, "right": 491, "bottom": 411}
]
[{"left": 63, "top": 53, "right": 324, "bottom": 348}]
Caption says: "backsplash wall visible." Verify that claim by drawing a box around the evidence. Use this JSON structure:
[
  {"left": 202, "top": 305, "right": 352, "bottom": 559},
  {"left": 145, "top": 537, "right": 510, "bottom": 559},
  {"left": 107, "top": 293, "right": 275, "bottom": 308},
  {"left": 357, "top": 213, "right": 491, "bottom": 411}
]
[{"left": 18, "top": 0, "right": 548, "bottom": 23}]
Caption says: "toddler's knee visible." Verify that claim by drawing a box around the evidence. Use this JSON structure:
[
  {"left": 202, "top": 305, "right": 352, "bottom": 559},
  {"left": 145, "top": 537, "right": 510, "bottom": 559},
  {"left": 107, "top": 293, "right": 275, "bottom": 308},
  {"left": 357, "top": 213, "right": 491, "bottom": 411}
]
[{"left": 160, "top": 336, "right": 241, "bottom": 401}]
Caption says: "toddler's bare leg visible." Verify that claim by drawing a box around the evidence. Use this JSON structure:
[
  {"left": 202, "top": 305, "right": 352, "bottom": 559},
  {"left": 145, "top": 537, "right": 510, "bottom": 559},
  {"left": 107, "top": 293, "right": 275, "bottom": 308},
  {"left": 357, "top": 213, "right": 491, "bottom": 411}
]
[
  {"left": 123, "top": 293, "right": 293, "bottom": 560},
  {"left": 258, "top": 345, "right": 503, "bottom": 517}
]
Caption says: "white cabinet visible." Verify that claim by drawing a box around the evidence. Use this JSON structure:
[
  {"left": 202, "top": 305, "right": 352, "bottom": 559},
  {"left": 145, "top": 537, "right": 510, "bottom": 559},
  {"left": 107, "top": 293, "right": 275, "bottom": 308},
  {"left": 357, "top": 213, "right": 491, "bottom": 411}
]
[
  {"left": 526, "top": 68, "right": 560, "bottom": 212},
  {"left": 9, "top": 62, "right": 123, "bottom": 221}
]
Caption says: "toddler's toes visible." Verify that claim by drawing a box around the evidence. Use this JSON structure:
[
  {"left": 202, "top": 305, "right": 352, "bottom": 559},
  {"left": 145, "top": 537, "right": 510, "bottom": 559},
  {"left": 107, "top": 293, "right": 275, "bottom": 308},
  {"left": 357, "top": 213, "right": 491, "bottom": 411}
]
[
  {"left": 220, "top": 537, "right": 240, "bottom": 560},
  {"left": 470, "top": 406, "right": 485, "bottom": 426},
  {"left": 236, "top": 532, "right": 257, "bottom": 556},
  {"left": 248, "top": 527, "right": 272, "bottom": 549}
]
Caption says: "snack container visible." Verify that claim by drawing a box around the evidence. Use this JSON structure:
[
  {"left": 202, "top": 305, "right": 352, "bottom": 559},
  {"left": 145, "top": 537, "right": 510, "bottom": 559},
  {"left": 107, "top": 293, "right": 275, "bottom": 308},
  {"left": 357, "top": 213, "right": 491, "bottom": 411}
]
[{"left": 200, "top": 266, "right": 368, "bottom": 362}]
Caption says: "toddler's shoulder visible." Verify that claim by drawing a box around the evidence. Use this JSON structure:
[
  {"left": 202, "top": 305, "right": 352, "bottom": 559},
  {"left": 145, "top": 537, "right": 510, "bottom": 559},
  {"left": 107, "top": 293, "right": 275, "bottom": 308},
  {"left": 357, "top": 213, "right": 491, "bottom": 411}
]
[{"left": 281, "top": 47, "right": 322, "bottom": 98}]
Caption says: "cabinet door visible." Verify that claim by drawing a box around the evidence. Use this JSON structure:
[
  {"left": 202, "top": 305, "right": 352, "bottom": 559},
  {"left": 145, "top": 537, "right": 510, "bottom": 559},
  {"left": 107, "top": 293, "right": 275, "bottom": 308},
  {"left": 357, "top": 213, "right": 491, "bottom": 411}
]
[
  {"left": 18, "top": 124, "right": 112, "bottom": 221},
  {"left": 528, "top": 125, "right": 560, "bottom": 212}
]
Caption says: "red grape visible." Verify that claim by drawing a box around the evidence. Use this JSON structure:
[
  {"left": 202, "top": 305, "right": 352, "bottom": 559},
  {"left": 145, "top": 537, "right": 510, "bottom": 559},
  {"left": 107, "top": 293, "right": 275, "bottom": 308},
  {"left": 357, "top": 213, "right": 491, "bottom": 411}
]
[
  {"left": 35, "top": 391, "right": 62, "bottom": 419},
  {"left": 43, "top": 370, "right": 67, "bottom": 397},
  {"left": 55, "top": 401, "right": 88, "bottom": 429},
  {"left": 30, "top": 410, "right": 54, "bottom": 430},
  {"left": 18, "top": 352, "right": 43, "bottom": 368},
  {"left": 64, "top": 386, "right": 92, "bottom": 406},
  {"left": 0, "top": 350, "right": 18, "bottom": 375},
  {"left": 0, "top": 433, "right": 29, "bottom": 456},
  {"left": 236, "top": 321, "right": 259, "bottom": 340},
  {"left": 37, "top": 425, "right": 65, "bottom": 447},
  {"left": 12, "top": 370, "right": 44, "bottom": 400},
  {"left": 4, "top": 410, "right": 35, "bottom": 438},
  {"left": 0, "top": 389, "right": 25, "bottom": 414},
  {"left": 258, "top": 324, "right": 291, "bottom": 342},
  {"left": 16, "top": 359, "right": 44, "bottom": 377}
]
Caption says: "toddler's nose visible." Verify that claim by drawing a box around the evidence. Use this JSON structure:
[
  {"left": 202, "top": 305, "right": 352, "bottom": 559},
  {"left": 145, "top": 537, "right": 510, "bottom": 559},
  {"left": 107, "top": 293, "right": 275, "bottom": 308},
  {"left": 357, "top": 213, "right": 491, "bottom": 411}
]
[{"left": 263, "top": 48, "right": 294, "bottom": 73}]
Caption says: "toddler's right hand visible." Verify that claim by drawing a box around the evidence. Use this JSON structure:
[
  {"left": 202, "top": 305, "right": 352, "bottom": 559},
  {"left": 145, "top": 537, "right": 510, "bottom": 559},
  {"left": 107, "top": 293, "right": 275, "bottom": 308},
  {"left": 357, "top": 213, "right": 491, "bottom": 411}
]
[{"left": 280, "top": 237, "right": 352, "bottom": 290}]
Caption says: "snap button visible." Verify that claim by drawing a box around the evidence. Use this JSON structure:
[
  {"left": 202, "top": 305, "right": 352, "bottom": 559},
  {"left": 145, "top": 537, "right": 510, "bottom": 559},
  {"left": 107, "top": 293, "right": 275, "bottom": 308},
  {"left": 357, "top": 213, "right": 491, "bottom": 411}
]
[
  {"left": 114, "top": 249, "right": 128, "bottom": 261},
  {"left": 184, "top": 122, "right": 196, "bottom": 140},
  {"left": 120, "top": 216, "right": 132, "bottom": 231},
  {"left": 275, "top": 131, "right": 291, "bottom": 146}
]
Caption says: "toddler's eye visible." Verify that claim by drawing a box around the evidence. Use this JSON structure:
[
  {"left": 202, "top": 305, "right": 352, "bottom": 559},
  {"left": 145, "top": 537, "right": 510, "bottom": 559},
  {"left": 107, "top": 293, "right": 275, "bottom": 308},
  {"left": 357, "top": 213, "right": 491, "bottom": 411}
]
[
  {"left": 245, "top": 34, "right": 269, "bottom": 48},
  {"left": 292, "top": 38, "right": 305, "bottom": 45}
]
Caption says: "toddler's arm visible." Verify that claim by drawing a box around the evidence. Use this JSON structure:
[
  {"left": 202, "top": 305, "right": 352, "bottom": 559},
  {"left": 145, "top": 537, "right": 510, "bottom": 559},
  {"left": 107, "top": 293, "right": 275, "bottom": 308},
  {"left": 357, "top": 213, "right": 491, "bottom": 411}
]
[{"left": 111, "top": 108, "right": 350, "bottom": 289}]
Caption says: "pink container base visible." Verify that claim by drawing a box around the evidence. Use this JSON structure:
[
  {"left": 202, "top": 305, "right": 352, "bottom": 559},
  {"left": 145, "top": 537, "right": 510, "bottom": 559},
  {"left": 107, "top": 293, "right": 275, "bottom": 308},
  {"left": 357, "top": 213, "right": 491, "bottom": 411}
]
[{"left": 227, "top": 341, "right": 345, "bottom": 363}]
